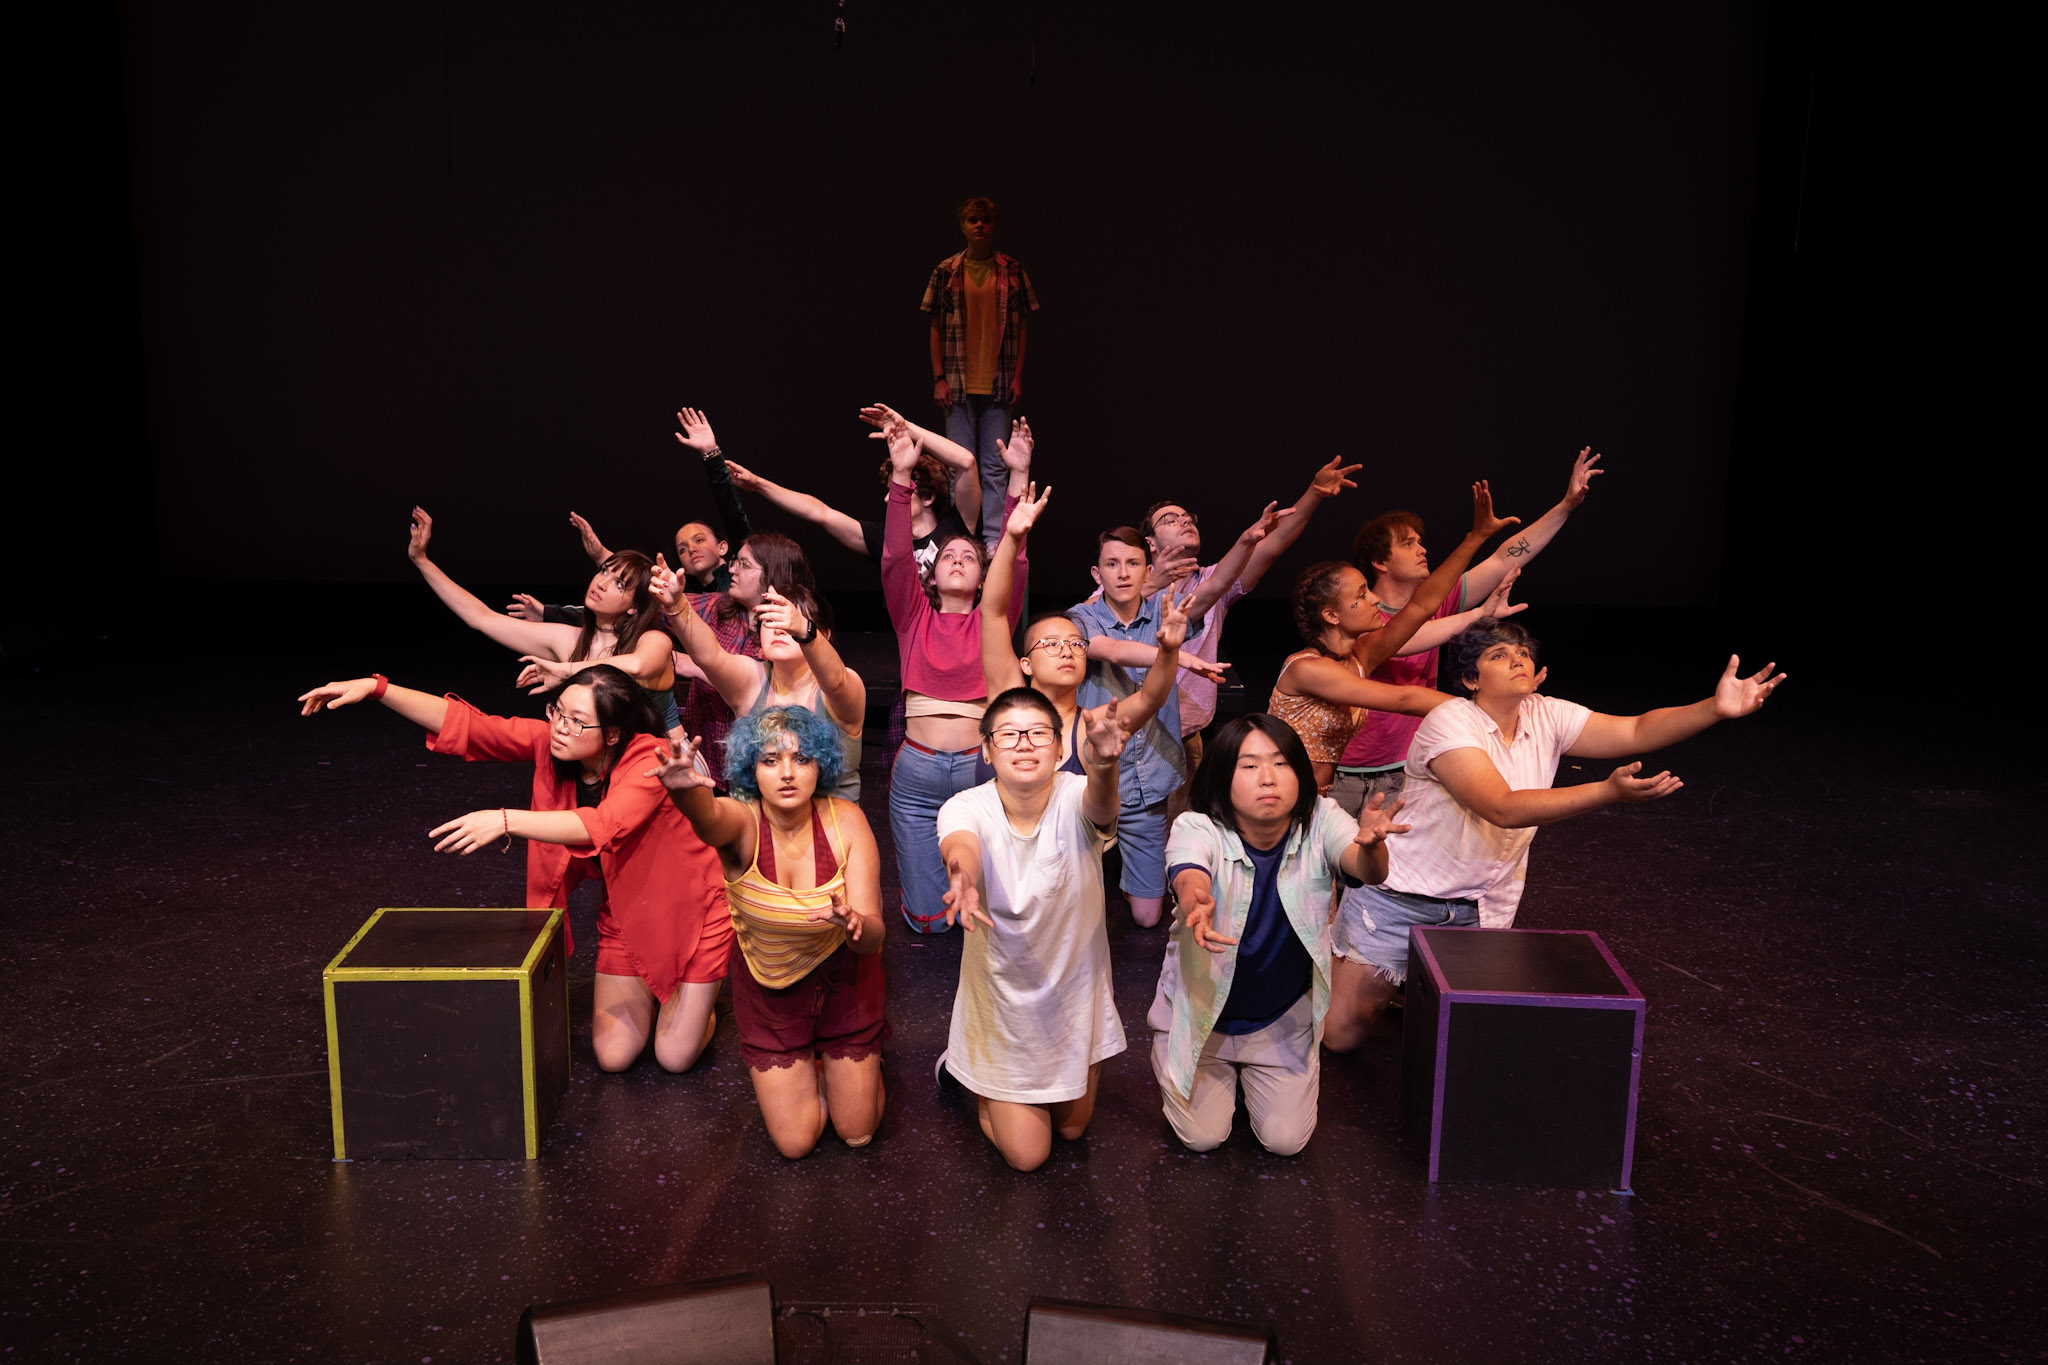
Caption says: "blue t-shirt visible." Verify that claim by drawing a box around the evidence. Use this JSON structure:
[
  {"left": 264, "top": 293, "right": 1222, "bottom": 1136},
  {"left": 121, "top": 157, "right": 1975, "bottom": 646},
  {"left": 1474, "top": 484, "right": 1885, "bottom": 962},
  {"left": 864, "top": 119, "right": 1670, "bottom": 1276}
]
[{"left": 1172, "top": 835, "right": 1313, "bottom": 1035}]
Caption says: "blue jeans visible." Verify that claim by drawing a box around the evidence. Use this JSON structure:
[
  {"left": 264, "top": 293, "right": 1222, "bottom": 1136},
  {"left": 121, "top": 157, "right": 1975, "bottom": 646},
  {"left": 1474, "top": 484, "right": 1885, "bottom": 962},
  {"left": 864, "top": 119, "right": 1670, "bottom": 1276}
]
[
  {"left": 1332, "top": 883, "right": 1480, "bottom": 983},
  {"left": 889, "top": 740, "right": 985, "bottom": 934},
  {"left": 944, "top": 395, "right": 1011, "bottom": 546}
]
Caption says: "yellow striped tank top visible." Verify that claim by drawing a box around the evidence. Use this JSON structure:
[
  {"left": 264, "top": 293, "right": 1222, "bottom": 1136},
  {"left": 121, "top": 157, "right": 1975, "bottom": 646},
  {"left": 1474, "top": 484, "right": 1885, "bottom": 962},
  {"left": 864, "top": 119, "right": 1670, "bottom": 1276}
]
[{"left": 725, "top": 799, "right": 851, "bottom": 988}]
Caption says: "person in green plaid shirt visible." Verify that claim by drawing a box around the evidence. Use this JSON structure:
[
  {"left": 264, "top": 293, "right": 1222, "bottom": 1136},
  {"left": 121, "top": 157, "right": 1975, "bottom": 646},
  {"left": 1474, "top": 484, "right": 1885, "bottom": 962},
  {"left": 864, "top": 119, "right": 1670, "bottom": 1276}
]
[{"left": 922, "top": 196, "right": 1039, "bottom": 547}]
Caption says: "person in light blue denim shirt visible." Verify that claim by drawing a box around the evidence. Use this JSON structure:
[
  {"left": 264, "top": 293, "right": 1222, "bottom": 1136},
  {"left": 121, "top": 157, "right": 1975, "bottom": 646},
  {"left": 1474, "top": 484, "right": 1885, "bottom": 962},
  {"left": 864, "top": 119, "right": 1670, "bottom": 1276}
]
[
  {"left": 1069, "top": 527, "right": 1189, "bottom": 927},
  {"left": 1154, "top": 715, "right": 1407, "bottom": 1155}
]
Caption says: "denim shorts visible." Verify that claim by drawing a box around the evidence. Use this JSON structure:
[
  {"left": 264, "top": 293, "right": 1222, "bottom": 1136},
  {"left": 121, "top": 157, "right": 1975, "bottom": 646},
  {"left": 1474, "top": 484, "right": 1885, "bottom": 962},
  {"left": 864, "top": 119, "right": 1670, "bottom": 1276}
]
[
  {"left": 1331, "top": 883, "right": 1478, "bottom": 983},
  {"left": 1329, "top": 767, "right": 1406, "bottom": 819},
  {"left": 1113, "top": 795, "right": 1170, "bottom": 899}
]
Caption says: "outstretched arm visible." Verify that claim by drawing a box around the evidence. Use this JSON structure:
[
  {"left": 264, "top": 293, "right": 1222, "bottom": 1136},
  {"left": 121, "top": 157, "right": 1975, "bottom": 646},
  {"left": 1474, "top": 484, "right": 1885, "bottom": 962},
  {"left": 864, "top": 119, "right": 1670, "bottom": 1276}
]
[
  {"left": 1241, "top": 455, "right": 1363, "bottom": 593},
  {"left": 651, "top": 735, "right": 754, "bottom": 865},
  {"left": 1394, "top": 568, "right": 1528, "bottom": 656},
  {"left": 1568, "top": 656, "right": 1786, "bottom": 759},
  {"left": 430, "top": 806, "right": 594, "bottom": 853},
  {"left": 1357, "top": 481, "right": 1519, "bottom": 671},
  {"left": 758, "top": 587, "right": 867, "bottom": 732},
  {"left": 568, "top": 512, "right": 612, "bottom": 567},
  {"left": 649, "top": 554, "right": 764, "bottom": 713},
  {"left": 721, "top": 459, "right": 869, "bottom": 556},
  {"left": 677, "top": 408, "right": 755, "bottom": 546},
  {"left": 1336, "top": 792, "right": 1410, "bottom": 884},
  {"left": 1078, "top": 702, "right": 1126, "bottom": 829},
  {"left": 940, "top": 830, "right": 990, "bottom": 931},
  {"left": 1185, "top": 502, "right": 1292, "bottom": 618},
  {"left": 978, "top": 484, "right": 1050, "bottom": 697},
  {"left": 297, "top": 675, "right": 450, "bottom": 732},
  {"left": 1465, "top": 447, "right": 1604, "bottom": 599},
  {"left": 1432, "top": 746, "right": 1683, "bottom": 829},
  {"left": 1113, "top": 584, "right": 1189, "bottom": 734},
  {"left": 861, "top": 402, "right": 981, "bottom": 536},
  {"left": 408, "top": 507, "right": 581, "bottom": 659},
  {"left": 1278, "top": 655, "right": 1455, "bottom": 718}
]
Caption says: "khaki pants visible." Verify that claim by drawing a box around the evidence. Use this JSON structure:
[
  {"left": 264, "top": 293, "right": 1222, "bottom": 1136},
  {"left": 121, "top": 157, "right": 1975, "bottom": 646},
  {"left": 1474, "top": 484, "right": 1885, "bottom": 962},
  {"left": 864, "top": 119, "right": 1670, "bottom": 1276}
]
[{"left": 1152, "top": 992, "right": 1319, "bottom": 1156}]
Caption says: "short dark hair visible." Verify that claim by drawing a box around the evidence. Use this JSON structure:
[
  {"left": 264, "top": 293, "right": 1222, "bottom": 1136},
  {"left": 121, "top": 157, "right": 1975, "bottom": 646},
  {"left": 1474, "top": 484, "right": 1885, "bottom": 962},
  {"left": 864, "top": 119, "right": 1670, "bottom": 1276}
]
[
  {"left": 1444, "top": 618, "right": 1540, "bottom": 698},
  {"left": 957, "top": 195, "right": 999, "bottom": 223},
  {"left": 1096, "top": 526, "right": 1151, "bottom": 564},
  {"left": 981, "top": 686, "right": 1061, "bottom": 740},
  {"left": 1139, "top": 500, "right": 1187, "bottom": 540},
  {"left": 1352, "top": 511, "right": 1426, "bottom": 586},
  {"left": 1188, "top": 714, "right": 1319, "bottom": 839}
]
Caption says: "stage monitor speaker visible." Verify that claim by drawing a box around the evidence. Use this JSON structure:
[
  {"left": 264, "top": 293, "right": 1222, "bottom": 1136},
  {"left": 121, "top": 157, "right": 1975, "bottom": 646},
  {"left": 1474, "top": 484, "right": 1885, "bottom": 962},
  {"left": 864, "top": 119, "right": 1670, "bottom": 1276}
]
[
  {"left": 1023, "top": 1297, "right": 1276, "bottom": 1365},
  {"left": 515, "top": 1274, "right": 774, "bottom": 1365}
]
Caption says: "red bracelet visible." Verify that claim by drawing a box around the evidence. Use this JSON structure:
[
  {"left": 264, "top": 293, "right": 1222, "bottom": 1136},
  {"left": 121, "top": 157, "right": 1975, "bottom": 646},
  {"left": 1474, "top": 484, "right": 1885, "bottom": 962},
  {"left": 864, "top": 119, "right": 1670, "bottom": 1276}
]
[
  {"left": 370, "top": 673, "right": 390, "bottom": 700},
  {"left": 500, "top": 808, "right": 512, "bottom": 852}
]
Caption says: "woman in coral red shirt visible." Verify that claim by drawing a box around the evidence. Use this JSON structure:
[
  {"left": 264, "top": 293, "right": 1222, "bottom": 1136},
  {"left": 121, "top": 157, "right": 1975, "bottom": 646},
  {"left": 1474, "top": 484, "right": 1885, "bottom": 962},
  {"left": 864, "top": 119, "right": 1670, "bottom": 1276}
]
[{"left": 299, "top": 664, "right": 731, "bottom": 1073}]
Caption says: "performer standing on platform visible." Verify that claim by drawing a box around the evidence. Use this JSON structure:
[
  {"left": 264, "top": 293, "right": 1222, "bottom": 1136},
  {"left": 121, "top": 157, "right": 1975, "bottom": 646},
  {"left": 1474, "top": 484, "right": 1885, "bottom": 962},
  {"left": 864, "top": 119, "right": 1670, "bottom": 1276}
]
[
  {"left": 936, "top": 688, "right": 1128, "bottom": 1172},
  {"left": 883, "top": 421, "right": 1029, "bottom": 934},
  {"left": 922, "top": 196, "right": 1038, "bottom": 546},
  {"left": 1323, "top": 621, "right": 1785, "bottom": 1051},
  {"left": 1267, "top": 482, "right": 1524, "bottom": 795},
  {"left": 297, "top": 665, "right": 732, "bottom": 1074},
  {"left": 1332, "top": 448, "right": 1605, "bottom": 814},
  {"left": 1154, "top": 715, "right": 1409, "bottom": 1155},
  {"left": 656, "top": 709, "right": 887, "bottom": 1159}
]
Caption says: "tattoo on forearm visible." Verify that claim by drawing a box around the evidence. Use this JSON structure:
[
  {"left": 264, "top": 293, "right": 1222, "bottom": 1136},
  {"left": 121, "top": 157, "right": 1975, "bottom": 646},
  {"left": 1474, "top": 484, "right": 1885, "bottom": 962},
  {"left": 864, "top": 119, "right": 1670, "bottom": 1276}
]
[{"left": 1503, "top": 538, "right": 1532, "bottom": 558}]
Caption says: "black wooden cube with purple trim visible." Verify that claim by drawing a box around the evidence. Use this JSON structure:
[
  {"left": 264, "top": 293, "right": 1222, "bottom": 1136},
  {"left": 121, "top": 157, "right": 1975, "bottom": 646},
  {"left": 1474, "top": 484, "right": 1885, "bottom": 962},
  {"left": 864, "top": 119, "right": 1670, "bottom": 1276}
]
[{"left": 1402, "top": 926, "right": 1645, "bottom": 1190}]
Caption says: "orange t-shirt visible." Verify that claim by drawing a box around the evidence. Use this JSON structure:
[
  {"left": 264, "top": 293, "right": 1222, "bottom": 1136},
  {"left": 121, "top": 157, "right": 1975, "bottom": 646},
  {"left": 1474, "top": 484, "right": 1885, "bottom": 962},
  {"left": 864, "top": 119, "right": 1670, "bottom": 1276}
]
[{"left": 963, "top": 261, "right": 1000, "bottom": 395}]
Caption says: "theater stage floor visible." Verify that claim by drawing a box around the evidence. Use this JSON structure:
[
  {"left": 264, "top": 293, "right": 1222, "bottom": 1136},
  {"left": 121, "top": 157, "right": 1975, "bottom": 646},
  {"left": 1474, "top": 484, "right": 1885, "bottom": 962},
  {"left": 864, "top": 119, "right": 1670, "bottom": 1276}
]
[{"left": 2, "top": 604, "right": 2041, "bottom": 1363}]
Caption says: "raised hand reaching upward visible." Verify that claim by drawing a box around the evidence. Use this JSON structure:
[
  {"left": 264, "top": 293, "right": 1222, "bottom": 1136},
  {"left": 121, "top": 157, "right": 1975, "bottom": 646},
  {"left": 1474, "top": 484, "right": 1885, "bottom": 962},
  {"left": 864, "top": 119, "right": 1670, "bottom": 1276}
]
[
  {"left": 674, "top": 407, "right": 719, "bottom": 457},
  {"left": 1468, "top": 480, "right": 1521, "bottom": 541},
  {"left": 1005, "top": 481, "right": 1052, "bottom": 538}
]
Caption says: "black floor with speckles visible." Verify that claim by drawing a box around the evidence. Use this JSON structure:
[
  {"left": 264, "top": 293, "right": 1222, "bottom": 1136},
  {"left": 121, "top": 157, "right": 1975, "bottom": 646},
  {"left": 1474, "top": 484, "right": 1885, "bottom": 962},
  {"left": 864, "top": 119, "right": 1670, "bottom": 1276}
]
[{"left": 3, "top": 603, "right": 2042, "bottom": 1364}]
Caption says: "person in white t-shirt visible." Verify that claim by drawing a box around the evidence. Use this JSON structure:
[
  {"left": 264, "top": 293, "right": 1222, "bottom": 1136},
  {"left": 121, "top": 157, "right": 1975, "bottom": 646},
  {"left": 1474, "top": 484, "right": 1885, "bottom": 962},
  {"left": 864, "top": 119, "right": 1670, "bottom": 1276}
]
[
  {"left": 935, "top": 687, "right": 1129, "bottom": 1171},
  {"left": 1323, "top": 619, "right": 1786, "bottom": 1051}
]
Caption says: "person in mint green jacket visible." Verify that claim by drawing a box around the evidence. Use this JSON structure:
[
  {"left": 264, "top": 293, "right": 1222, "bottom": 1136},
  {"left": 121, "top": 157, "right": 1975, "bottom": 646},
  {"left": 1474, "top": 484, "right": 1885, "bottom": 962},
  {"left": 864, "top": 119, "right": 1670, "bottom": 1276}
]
[{"left": 1154, "top": 714, "right": 1408, "bottom": 1154}]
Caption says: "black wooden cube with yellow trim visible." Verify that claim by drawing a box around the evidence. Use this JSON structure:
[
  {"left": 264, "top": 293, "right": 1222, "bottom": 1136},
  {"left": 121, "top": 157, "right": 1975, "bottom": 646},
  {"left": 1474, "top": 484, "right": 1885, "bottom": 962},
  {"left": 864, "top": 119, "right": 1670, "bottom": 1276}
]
[{"left": 323, "top": 908, "right": 569, "bottom": 1160}]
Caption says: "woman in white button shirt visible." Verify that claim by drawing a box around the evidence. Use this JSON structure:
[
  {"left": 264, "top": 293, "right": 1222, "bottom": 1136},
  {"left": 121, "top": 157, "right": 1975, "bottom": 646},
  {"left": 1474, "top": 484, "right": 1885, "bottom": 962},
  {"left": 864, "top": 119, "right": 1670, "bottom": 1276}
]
[{"left": 1324, "top": 619, "right": 1785, "bottom": 1051}]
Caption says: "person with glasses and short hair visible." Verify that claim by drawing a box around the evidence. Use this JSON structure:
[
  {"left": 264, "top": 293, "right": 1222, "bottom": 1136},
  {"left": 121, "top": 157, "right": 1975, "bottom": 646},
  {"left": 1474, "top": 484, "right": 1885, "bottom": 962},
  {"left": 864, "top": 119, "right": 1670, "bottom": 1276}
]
[
  {"left": 297, "top": 664, "right": 731, "bottom": 1075},
  {"left": 933, "top": 687, "right": 1128, "bottom": 1171}
]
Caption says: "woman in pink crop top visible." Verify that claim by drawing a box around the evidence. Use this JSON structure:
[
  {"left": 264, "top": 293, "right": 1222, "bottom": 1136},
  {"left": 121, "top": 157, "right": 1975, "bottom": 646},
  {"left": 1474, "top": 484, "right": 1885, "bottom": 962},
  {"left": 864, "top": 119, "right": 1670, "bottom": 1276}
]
[{"left": 879, "top": 416, "right": 1031, "bottom": 933}]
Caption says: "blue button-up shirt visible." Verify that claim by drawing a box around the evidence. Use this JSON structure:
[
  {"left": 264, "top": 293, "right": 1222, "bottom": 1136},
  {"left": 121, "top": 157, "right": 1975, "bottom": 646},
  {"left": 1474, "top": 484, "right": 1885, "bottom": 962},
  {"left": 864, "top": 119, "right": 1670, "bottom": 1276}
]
[{"left": 1068, "top": 593, "right": 1187, "bottom": 808}]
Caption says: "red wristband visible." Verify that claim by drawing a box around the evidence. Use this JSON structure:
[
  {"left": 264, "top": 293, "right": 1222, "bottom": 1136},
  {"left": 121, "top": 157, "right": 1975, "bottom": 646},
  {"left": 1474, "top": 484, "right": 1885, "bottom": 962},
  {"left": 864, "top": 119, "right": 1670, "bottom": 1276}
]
[{"left": 370, "top": 673, "right": 390, "bottom": 700}]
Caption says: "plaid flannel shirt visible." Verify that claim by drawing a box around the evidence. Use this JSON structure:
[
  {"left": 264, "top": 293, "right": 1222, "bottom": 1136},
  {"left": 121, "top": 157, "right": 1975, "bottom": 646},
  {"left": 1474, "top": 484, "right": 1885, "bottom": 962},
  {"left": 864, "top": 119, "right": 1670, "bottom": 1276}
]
[{"left": 920, "top": 250, "right": 1039, "bottom": 399}]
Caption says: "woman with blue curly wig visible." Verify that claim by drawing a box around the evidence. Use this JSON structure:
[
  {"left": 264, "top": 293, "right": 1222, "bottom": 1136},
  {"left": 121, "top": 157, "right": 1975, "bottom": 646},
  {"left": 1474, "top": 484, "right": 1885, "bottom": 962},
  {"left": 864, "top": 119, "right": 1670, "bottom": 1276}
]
[{"left": 656, "top": 706, "right": 888, "bottom": 1158}]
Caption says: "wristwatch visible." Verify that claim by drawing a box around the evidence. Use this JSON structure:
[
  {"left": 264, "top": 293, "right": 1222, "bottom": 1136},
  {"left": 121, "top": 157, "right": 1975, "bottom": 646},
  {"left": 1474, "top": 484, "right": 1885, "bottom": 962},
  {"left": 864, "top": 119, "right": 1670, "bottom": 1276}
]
[{"left": 796, "top": 617, "right": 819, "bottom": 645}]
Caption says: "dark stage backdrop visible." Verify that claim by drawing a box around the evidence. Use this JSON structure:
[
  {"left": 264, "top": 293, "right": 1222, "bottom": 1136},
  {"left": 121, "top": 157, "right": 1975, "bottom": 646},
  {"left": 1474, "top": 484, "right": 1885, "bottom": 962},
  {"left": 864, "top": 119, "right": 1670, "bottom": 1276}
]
[{"left": 117, "top": 2, "right": 1767, "bottom": 603}]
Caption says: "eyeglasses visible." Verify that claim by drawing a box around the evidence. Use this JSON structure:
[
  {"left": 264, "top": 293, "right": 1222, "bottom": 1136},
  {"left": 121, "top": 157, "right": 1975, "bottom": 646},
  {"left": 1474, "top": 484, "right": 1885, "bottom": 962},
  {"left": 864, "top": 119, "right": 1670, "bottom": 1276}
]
[
  {"left": 1150, "top": 510, "right": 1198, "bottom": 529},
  {"left": 986, "top": 725, "right": 1059, "bottom": 750},
  {"left": 546, "top": 703, "right": 600, "bottom": 736},
  {"left": 1027, "top": 638, "right": 1086, "bottom": 657}
]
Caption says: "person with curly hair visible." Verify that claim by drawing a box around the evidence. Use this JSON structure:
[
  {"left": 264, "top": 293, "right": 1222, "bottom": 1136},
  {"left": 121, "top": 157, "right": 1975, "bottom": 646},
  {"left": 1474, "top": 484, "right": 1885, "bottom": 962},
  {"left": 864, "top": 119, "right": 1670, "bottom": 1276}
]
[{"left": 657, "top": 706, "right": 887, "bottom": 1158}]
